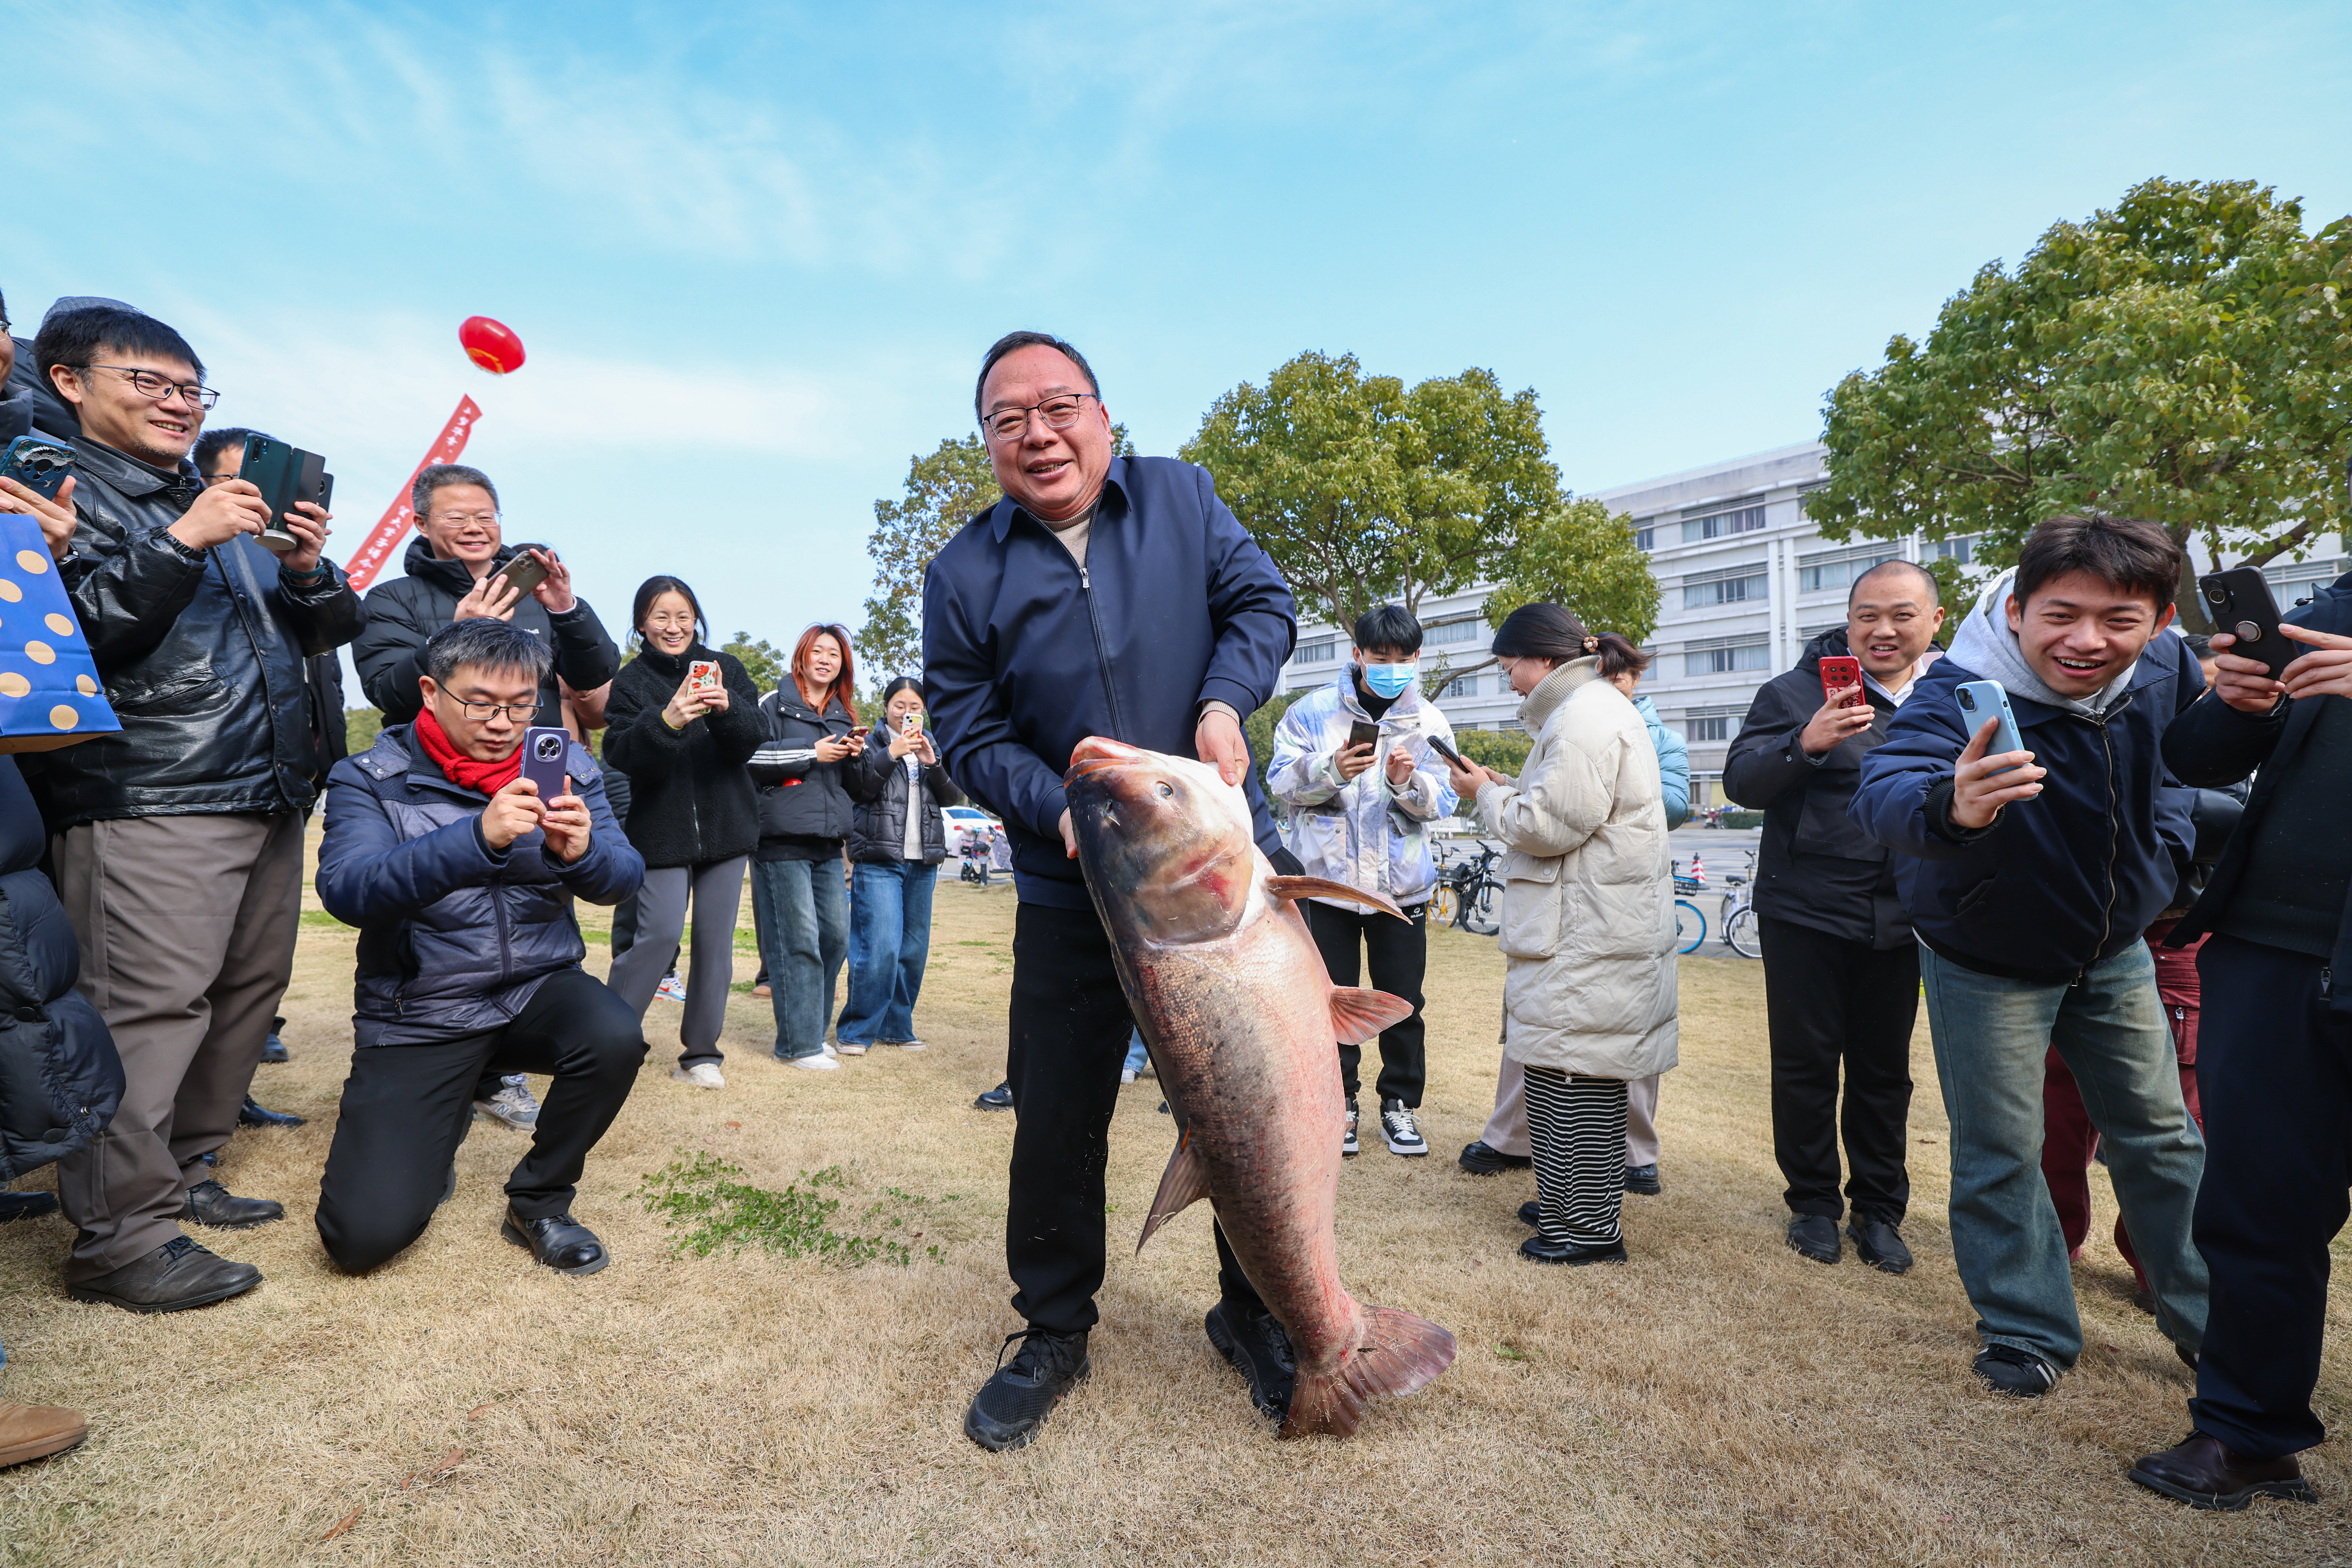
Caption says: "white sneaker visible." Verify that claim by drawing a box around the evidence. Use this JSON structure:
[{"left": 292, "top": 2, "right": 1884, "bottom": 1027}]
[
  {"left": 792, "top": 1053, "right": 840, "bottom": 1072},
  {"left": 897, "top": 1038, "right": 926, "bottom": 1051},
  {"left": 837, "top": 1041, "right": 870, "bottom": 1057},
  {"left": 671, "top": 1063, "right": 725, "bottom": 1089},
  {"left": 1120, "top": 1068, "right": 1138, "bottom": 1084},
  {"left": 822, "top": 1043, "right": 839, "bottom": 1059},
  {"left": 654, "top": 973, "right": 688, "bottom": 1004}
]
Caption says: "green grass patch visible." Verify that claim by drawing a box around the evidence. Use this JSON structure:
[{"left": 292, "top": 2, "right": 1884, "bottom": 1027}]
[
  {"left": 299, "top": 910, "right": 356, "bottom": 931},
  {"left": 633, "top": 1152, "right": 956, "bottom": 1266}
]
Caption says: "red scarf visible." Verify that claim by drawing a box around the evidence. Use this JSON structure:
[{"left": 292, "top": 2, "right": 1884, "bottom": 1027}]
[{"left": 413, "top": 706, "right": 524, "bottom": 795}]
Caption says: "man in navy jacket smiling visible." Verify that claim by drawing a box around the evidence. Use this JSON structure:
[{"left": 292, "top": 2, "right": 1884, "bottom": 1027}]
[
  {"left": 1851, "top": 514, "right": 2208, "bottom": 1402},
  {"left": 925, "top": 331, "right": 1297, "bottom": 1451}
]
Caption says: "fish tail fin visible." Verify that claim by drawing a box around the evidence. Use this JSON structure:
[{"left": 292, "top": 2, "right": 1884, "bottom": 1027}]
[{"left": 1277, "top": 1306, "right": 1457, "bottom": 1440}]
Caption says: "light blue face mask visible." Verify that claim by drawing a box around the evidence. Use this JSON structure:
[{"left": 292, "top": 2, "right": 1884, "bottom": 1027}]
[{"left": 1361, "top": 661, "right": 1418, "bottom": 699}]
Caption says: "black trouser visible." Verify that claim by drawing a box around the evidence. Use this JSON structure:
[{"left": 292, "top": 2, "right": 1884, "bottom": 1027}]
[
  {"left": 1759, "top": 914, "right": 1917, "bottom": 1224},
  {"left": 1007, "top": 901, "right": 1263, "bottom": 1333},
  {"left": 316, "top": 968, "right": 649, "bottom": 1273},
  {"left": 2190, "top": 933, "right": 2352, "bottom": 1459},
  {"left": 1305, "top": 899, "right": 1428, "bottom": 1108}
]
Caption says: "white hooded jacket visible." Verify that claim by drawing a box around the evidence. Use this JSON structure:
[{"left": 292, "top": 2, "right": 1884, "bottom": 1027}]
[{"left": 1267, "top": 669, "right": 1459, "bottom": 908}]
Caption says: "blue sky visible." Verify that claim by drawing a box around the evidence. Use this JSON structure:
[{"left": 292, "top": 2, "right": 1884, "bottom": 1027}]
[{"left": 7, "top": 1, "right": 2348, "bottom": 682}]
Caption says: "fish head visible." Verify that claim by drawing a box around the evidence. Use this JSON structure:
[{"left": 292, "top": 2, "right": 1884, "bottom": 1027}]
[{"left": 1065, "top": 736, "right": 1258, "bottom": 946}]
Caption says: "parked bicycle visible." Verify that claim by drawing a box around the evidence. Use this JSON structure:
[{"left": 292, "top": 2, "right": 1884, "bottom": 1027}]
[
  {"left": 1431, "top": 842, "right": 1501, "bottom": 935},
  {"left": 1720, "top": 850, "right": 1760, "bottom": 959}
]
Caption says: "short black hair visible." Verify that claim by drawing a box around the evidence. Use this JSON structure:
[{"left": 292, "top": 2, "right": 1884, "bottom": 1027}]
[
  {"left": 423, "top": 617, "right": 550, "bottom": 688},
  {"left": 1352, "top": 604, "right": 1423, "bottom": 656},
  {"left": 974, "top": 331, "right": 1099, "bottom": 421},
  {"left": 34, "top": 305, "right": 205, "bottom": 384},
  {"left": 1847, "top": 558, "right": 1939, "bottom": 608},
  {"left": 2014, "top": 514, "right": 2182, "bottom": 612},
  {"left": 413, "top": 463, "right": 500, "bottom": 520},
  {"left": 193, "top": 426, "right": 272, "bottom": 479}
]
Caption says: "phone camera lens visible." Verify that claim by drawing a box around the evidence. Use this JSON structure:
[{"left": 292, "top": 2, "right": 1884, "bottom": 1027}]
[{"left": 1958, "top": 691, "right": 1975, "bottom": 709}]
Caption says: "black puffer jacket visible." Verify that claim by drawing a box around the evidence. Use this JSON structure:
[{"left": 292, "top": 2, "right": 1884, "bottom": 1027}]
[
  {"left": 31, "top": 437, "right": 364, "bottom": 828},
  {"left": 748, "top": 686, "right": 859, "bottom": 855},
  {"left": 844, "top": 737, "right": 963, "bottom": 864},
  {"left": 352, "top": 536, "right": 619, "bottom": 727},
  {"left": 0, "top": 757, "right": 124, "bottom": 1182},
  {"left": 601, "top": 648, "right": 767, "bottom": 868}
]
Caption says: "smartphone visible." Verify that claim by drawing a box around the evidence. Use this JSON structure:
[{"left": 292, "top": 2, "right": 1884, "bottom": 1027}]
[
  {"left": 901, "top": 712, "right": 920, "bottom": 736},
  {"left": 688, "top": 659, "right": 722, "bottom": 696},
  {"left": 296, "top": 453, "right": 332, "bottom": 517},
  {"left": 488, "top": 550, "right": 550, "bottom": 601},
  {"left": 0, "top": 436, "right": 73, "bottom": 501},
  {"left": 1425, "top": 732, "right": 1464, "bottom": 767},
  {"left": 518, "top": 725, "right": 570, "bottom": 806},
  {"left": 236, "top": 434, "right": 327, "bottom": 554},
  {"left": 1346, "top": 719, "right": 1381, "bottom": 753},
  {"left": 1954, "top": 680, "right": 2027, "bottom": 777},
  {"left": 2197, "top": 567, "right": 2296, "bottom": 682},
  {"left": 1818, "top": 654, "right": 1866, "bottom": 708}
]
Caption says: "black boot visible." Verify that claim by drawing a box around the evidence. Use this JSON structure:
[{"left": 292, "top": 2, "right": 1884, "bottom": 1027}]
[
  {"left": 1204, "top": 1299, "right": 1296, "bottom": 1423},
  {"left": 964, "top": 1326, "right": 1090, "bottom": 1451}
]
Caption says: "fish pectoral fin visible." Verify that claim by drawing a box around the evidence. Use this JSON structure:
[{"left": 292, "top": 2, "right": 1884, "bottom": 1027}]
[
  {"left": 1263, "top": 876, "right": 1408, "bottom": 922},
  {"left": 1329, "top": 986, "right": 1416, "bottom": 1046},
  {"left": 1136, "top": 1131, "right": 1212, "bottom": 1255}
]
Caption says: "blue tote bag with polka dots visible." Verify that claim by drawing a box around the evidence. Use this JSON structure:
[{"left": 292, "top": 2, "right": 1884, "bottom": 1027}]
[{"left": 0, "top": 514, "right": 119, "bottom": 754}]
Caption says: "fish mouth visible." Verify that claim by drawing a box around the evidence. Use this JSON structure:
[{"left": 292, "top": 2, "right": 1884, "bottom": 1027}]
[{"left": 1066, "top": 735, "right": 1144, "bottom": 783}]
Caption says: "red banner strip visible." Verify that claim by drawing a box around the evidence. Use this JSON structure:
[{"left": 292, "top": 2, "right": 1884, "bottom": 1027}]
[{"left": 343, "top": 395, "right": 483, "bottom": 591}]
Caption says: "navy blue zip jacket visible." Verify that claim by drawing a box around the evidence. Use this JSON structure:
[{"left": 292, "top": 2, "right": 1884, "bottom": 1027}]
[
  {"left": 317, "top": 724, "right": 644, "bottom": 1046},
  {"left": 1848, "top": 639, "right": 2201, "bottom": 981},
  {"left": 922, "top": 455, "right": 1296, "bottom": 910}
]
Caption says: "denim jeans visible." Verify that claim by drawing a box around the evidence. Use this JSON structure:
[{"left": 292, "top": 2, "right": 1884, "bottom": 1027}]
[
  {"left": 1917, "top": 940, "right": 2207, "bottom": 1370},
  {"left": 836, "top": 860, "right": 937, "bottom": 1046},
  {"left": 751, "top": 857, "right": 848, "bottom": 1061},
  {"left": 1123, "top": 1029, "right": 1149, "bottom": 1074}
]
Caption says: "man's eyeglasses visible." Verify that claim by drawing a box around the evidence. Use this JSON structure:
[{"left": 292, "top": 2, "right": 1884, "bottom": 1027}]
[
  {"left": 454, "top": 699, "right": 541, "bottom": 723},
  {"left": 428, "top": 511, "right": 501, "bottom": 528},
  {"left": 85, "top": 365, "right": 219, "bottom": 410},
  {"left": 982, "top": 393, "right": 1100, "bottom": 443}
]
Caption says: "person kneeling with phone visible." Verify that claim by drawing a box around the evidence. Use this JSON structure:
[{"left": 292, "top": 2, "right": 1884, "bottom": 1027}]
[{"left": 313, "top": 619, "right": 648, "bottom": 1276}]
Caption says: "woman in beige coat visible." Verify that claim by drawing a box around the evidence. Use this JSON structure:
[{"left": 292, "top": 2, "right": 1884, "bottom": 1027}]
[{"left": 1443, "top": 603, "right": 1678, "bottom": 1263}]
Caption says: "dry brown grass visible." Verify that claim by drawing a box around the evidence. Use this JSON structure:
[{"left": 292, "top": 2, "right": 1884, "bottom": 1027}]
[{"left": 4, "top": 862, "right": 2349, "bottom": 1566}]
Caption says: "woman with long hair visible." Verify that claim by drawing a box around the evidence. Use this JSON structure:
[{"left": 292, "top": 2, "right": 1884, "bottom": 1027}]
[
  {"left": 1440, "top": 603, "right": 1678, "bottom": 1264},
  {"left": 603, "top": 576, "right": 768, "bottom": 1088},
  {"left": 747, "top": 625, "right": 865, "bottom": 1070},
  {"left": 837, "top": 676, "right": 964, "bottom": 1050}
]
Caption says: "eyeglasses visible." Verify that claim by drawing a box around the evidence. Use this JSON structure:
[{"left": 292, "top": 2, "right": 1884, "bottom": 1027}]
[
  {"left": 453, "top": 699, "right": 541, "bottom": 723},
  {"left": 85, "top": 365, "right": 219, "bottom": 410},
  {"left": 643, "top": 614, "right": 697, "bottom": 629},
  {"left": 982, "top": 392, "right": 1100, "bottom": 443},
  {"left": 428, "top": 511, "right": 501, "bottom": 528}
]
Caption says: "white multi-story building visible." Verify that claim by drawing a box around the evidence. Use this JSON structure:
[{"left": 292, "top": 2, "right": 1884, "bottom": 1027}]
[{"left": 1277, "top": 438, "right": 2346, "bottom": 808}]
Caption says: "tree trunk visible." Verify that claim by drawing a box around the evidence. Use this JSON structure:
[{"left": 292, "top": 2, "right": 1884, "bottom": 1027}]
[{"left": 2171, "top": 526, "right": 2213, "bottom": 635}]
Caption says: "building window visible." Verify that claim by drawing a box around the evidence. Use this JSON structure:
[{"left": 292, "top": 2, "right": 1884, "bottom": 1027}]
[
  {"left": 1438, "top": 674, "right": 1479, "bottom": 698},
  {"left": 1295, "top": 638, "right": 1336, "bottom": 665},
  {"left": 1682, "top": 636, "right": 1772, "bottom": 676},
  {"left": 2263, "top": 557, "right": 2346, "bottom": 605},
  {"left": 1681, "top": 503, "right": 1767, "bottom": 543},
  {"left": 1687, "top": 715, "right": 1730, "bottom": 742},
  {"left": 1927, "top": 535, "right": 1975, "bottom": 564},
  {"left": 1682, "top": 566, "right": 1769, "bottom": 609},
  {"left": 1798, "top": 544, "right": 1902, "bottom": 594},
  {"left": 1635, "top": 522, "right": 1657, "bottom": 551},
  {"left": 1423, "top": 619, "right": 1485, "bottom": 645}
]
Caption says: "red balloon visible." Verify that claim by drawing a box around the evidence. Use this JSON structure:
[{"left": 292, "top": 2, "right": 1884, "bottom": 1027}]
[{"left": 458, "top": 316, "right": 526, "bottom": 375}]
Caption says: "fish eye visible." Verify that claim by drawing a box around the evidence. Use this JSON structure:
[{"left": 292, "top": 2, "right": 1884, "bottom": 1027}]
[{"left": 1155, "top": 781, "right": 1174, "bottom": 798}]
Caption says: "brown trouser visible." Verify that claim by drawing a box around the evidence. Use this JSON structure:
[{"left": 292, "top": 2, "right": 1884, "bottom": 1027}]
[
  {"left": 1482, "top": 1053, "right": 1661, "bottom": 1167},
  {"left": 52, "top": 811, "right": 305, "bottom": 1281}
]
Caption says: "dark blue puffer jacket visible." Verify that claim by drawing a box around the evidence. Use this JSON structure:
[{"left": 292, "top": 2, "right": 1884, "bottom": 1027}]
[
  {"left": 0, "top": 757, "right": 124, "bottom": 1182},
  {"left": 316, "top": 725, "right": 644, "bottom": 1046}
]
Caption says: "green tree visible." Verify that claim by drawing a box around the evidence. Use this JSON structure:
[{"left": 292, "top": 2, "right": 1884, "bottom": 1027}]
[
  {"left": 720, "top": 631, "right": 786, "bottom": 692},
  {"left": 1479, "top": 494, "right": 1660, "bottom": 642},
  {"left": 345, "top": 705, "right": 382, "bottom": 758},
  {"left": 1180, "top": 353, "right": 1564, "bottom": 632},
  {"left": 1455, "top": 727, "right": 1531, "bottom": 776},
  {"left": 1812, "top": 178, "right": 2352, "bottom": 630}
]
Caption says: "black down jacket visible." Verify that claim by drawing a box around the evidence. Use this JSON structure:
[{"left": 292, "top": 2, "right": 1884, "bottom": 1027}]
[
  {"left": 843, "top": 737, "right": 963, "bottom": 864},
  {"left": 601, "top": 647, "right": 768, "bottom": 868},
  {"left": 747, "top": 686, "right": 859, "bottom": 852},
  {"left": 315, "top": 725, "right": 644, "bottom": 1047},
  {"left": 0, "top": 757, "right": 123, "bottom": 1182},
  {"left": 32, "top": 437, "right": 364, "bottom": 828}
]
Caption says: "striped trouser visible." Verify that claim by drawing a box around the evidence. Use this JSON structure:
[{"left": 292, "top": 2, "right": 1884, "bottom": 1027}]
[{"left": 1525, "top": 1067, "right": 1628, "bottom": 1247}]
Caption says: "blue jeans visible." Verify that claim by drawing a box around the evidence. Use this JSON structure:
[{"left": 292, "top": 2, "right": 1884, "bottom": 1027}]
[
  {"left": 1124, "top": 1029, "right": 1149, "bottom": 1074},
  {"left": 1918, "top": 940, "right": 2207, "bottom": 1370},
  {"left": 837, "top": 860, "right": 937, "bottom": 1046},
  {"left": 751, "top": 857, "right": 847, "bottom": 1061}
]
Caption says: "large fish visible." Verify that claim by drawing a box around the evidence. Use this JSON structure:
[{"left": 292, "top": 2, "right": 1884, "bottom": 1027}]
[{"left": 1065, "top": 735, "right": 1457, "bottom": 1438}]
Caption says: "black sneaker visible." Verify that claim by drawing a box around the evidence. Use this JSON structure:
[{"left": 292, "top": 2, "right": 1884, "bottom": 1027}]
[
  {"left": 1623, "top": 1163, "right": 1662, "bottom": 1195},
  {"left": 1380, "top": 1099, "right": 1428, "bottom": 1156},
  {"left": 1342, "top": 1099, "right": 1360, "bottom": 1158},
  {"left": 1457, "top": 1140, "right": 1532, "bottom": 1175},
  {"left": 974, "top": 1081, "right": 1014, "bottom": 1112},
  {"left": 964, "top": 1326, "right": 1090, "bottom": 1451},
  {"left": 1847, "top": 1215, "right": 1912, "bottom": 1274},
  {"left": 1973, "top": 1344, "right": 2057, "bottom": 1398},
  {"left": 1204, "top": 1300, "right": 1295, "bottom": 1423}
]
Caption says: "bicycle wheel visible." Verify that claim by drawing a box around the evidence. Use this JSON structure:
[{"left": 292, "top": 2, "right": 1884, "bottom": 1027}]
[
  {"left": 1431, "top": 883, "right": 1461, "bottom": 929},
  {"left": 1464, "top": 882, "right": 1500, "bottom": 937},
  {"left": 1675, "top": 899, "right": 1706, "bottom": 954},
  {"left": 1724, "top": 906, "right": 1762, "bottom": 959}
]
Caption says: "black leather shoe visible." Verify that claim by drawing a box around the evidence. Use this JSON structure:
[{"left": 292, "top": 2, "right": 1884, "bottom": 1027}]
[
  {"left": 1623, "top": 1163, "right": 1662, "bottom": 1195},
  {"left": 183, "top": 1179, "right": 283, "bottom": 1230},
  {"left": 260, "top": 1031, "right": 290, "bottom": 1064},
  {"left": 1516, "top": 1199, "right": 1540, "bottom": 1227},
  {"left": 237, "top": 1095, "right": 305, "bottom": 1129},
  {"left": 0, "top": 1191, "right": 58, "bottom": 1223},
  {"left": 1847, "top": 1215, "right": 1912, "bottom": 1274},
  {"left": 964, "top": 1325, "right": 1090, "bottom": 1451},
  {"left": 1457, "top": 1140, "right": 1532, "bottom": 1175},
  {"left": 68, "top": 1236, "right": 262, "bottom": 1313},
  {"left": 1519, "top": 1234, "right": 1628, "bottom": 1265},
  {"left": 1204, "top": 1299, "right": 1296, "bottom": 1423},
  {"left": 2130, "top": 1432, "right": 2318, "bottom": 1510},
  {"left": 1786, "top": 1214, "right": 1840, "bottom": 1264},
  {"left": 974, "top": 1081, "right": 1014, "bottom": 1112},
  {"left": 501, "top": 1210, "right": 609, "bottom": 1275}
]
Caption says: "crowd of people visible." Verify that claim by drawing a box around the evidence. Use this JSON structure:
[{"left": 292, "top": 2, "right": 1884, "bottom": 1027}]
[{"left": 0, "top": 301, "right": 2346, "bottom": 1518}]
